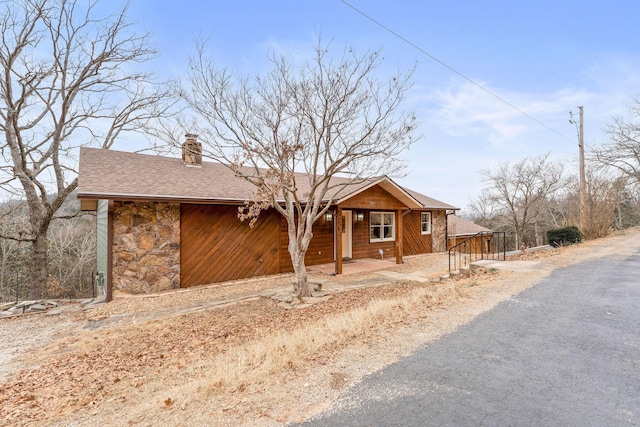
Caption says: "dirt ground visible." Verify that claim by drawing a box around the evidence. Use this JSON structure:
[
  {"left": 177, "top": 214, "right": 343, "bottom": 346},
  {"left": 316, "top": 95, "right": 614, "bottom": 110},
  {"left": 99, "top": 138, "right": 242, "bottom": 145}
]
[{"left": 0, "top": 229, "right": 637, "bottom": 426}]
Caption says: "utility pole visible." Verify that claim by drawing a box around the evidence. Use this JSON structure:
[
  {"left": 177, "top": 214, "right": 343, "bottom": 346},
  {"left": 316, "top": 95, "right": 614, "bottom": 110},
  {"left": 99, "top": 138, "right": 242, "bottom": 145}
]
[{"left": 570, "top": 106, "right": 587, "bottom": 234}]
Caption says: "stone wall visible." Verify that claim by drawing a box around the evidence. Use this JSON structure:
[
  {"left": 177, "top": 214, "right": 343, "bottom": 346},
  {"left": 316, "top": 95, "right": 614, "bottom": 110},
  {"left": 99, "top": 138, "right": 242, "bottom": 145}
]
[
  {"left": 432, "top": 210, "right": 447, "bottom": 252},
  {"left": 112, "top": 201, "right": 180, "bottom": 294}
]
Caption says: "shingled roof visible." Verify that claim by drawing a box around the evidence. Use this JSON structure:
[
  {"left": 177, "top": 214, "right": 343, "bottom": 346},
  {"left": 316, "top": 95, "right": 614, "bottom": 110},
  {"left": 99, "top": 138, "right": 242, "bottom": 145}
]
[
  {"left": 448, "top": 215, "right": 492, "bottom": 236},
  {"left": 77, "top": 147, "right": 458, "bottom": 210}
]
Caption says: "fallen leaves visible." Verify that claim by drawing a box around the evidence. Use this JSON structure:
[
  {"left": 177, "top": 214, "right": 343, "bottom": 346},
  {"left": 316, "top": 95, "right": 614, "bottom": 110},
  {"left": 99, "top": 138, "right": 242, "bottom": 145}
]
[{"left": 0, "top": 285, "right": 434, "bottom": 425}]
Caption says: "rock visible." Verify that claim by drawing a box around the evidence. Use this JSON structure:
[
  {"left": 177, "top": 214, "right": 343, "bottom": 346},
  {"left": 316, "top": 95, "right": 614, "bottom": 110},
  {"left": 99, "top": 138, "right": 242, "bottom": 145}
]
[
  {"left": 310, "top": 291, "right": 331, "bottom": 298},
  {"left": 153, "top": 276, "right": 172, "bottom": 292},
  {"left": 15, "top": 300, "right": 38, "bottom": 309},
  {"left": 138, "top": 233, "right": 155, "bottom": 250},
  {"left": 0, "top": 302, "right": 15, "bottom": 311},
  {"left": 278, "top": 302, "right": 293, "bottom": 310},
  {"left": 139, "top": 255, "right": 163, "bottom": 267},
  {"left": 46, "top": 308, "right": 64, "bottom": 316},
  {"left": 117, "top": 251, "right": 134, "bottom": 262},
  {"left": 27, "top": 304, "right": 47, "bottom": 312},
  {"left": 294, "top": 303, "right": 312, "bottom": 309},
  {"left": 272, "top": 293, "right": 294, "bottom": 303}
]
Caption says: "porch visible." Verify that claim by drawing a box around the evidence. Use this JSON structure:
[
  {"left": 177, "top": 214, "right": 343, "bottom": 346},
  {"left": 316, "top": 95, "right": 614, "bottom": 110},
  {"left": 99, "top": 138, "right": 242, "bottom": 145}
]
[{"left": 307, "top": 257, "right": 398, "bottom": 275}]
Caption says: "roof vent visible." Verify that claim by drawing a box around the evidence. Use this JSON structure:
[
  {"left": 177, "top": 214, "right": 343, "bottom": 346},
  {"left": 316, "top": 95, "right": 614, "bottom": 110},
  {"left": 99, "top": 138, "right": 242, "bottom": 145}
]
[{"left": 182, "top": 133, "right": 202, "bottom": 167}]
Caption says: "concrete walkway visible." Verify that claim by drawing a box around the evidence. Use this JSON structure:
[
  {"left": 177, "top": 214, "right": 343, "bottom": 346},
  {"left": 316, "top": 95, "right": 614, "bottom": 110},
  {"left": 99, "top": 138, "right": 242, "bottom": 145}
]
[{"left": 472, "top": 259, "right": 542, "bottom": 272}]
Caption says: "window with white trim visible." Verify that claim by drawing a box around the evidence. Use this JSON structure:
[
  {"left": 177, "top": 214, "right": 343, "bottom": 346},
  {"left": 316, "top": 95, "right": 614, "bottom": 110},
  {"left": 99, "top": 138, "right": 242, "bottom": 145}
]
[
  {"left": 421, "top": 212, "right": 431, "bottom": 234},
  {"left": 370, "top": 212, "right": 395, "bottom": 242}
]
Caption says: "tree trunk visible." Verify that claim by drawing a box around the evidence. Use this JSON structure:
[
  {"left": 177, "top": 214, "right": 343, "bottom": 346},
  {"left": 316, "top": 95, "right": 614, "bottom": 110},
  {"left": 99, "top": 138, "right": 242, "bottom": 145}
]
[
  {"left": 292, "top": 252, "right": 310, "bottom": 299},
  {"left": 30, "top": 232, "right": 49, "bottom": 299},
  {"left": 285, "top": 210, "right": 315, "bottom": 299}
]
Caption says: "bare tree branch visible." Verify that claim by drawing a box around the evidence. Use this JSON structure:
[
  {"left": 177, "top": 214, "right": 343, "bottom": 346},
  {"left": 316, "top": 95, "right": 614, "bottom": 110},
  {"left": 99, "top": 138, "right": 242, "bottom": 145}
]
[
  {"left": 591, "top": 97, "right": 640, "bottom": 185},
  {"left": 475, "top": 154, "right": 566, "bottom": 249}
]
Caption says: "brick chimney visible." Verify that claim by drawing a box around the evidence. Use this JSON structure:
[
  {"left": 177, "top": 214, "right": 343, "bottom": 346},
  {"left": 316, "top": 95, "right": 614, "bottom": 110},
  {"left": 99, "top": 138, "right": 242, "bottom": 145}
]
[{"left": 182, "top": 133, "right": 202, "bottom": 167}]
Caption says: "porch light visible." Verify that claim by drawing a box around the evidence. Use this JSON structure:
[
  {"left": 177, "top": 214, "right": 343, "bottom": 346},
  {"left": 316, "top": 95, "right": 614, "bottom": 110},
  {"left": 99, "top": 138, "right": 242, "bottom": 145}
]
[
  {"left": 325, "top": 212, "right": 333, "bottom": 222},
  {"left": 356, "top": 212, "right": 364, "bottom": 222}
]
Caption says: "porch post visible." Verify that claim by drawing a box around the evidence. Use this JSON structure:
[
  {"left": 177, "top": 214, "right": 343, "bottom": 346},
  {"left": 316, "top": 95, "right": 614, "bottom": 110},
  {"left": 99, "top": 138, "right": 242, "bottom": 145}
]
[
  {"left": 395, "top": 209, "right": 403, "bottom": 264},
  {"left": 336, "top": 206, "right": 343, "bottom": 275}
]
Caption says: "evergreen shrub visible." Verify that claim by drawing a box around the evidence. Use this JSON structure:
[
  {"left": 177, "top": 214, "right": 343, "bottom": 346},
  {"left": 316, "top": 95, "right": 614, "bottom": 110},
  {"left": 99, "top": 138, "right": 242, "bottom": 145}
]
[{"left": 546, "top": 226, "right": 583, "bottom": 247}]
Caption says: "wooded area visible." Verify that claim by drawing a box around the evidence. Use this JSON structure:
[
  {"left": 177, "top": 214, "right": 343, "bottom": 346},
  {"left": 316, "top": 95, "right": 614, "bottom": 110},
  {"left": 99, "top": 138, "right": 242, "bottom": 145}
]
[
  {"left": 0, "top": 200, "right": 95, "bottom": 302},
  {"left": 466, "top": 147, "right": 640, "bottom": 251}
]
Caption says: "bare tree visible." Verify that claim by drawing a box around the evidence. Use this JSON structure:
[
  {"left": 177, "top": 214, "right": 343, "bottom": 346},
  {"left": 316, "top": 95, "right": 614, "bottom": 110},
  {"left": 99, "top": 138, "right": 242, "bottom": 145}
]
[
  {"left": 562, "top": 170, "right": 625, "bottom": 239},
  {"left": 593, "top": 98, "right": 640, "bottom": 185},
  {"left": 0, "top": 207, "right": 29, "bottom": 302},
  {"left": 479, "top": 154, "right": 565, "bottom": 249},
  {"left": 614, "top": 182, "right": 640, "bottom": 229},
  {"left": 466, "top": 189, "right": 498, "bottom": 228},
  {"left": 48, "top": 215, "right": 95, "bottom": 298},
  {"left": 181, "top": 40, "right": 417, "bottom": 297},
  {"left": 0, "top": 0, "right": 172, "bottom": 298}
]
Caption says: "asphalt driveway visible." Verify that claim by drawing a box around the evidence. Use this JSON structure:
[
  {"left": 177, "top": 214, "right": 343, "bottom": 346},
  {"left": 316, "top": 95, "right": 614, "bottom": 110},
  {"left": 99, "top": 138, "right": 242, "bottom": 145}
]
[{"left": 304, "top": 245, "right": 640, "bottom": 426}]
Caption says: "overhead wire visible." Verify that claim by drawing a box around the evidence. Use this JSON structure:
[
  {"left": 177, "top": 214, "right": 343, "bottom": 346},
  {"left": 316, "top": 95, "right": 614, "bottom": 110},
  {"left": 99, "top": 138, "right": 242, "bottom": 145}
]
[{"left": 339, "top": 0, "right": 570, "bottom": 140}]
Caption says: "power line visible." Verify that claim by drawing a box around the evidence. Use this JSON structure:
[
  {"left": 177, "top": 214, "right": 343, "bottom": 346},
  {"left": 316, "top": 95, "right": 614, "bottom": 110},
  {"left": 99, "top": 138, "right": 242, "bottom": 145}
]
[{"left": 339, "top": 0, "right": 569, "bottom": 140}]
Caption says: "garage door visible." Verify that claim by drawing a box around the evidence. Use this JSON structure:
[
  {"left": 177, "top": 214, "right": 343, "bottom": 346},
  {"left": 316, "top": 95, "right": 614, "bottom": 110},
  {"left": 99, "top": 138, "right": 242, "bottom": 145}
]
[{"left": 180, "top": 204, "right": 281, "bottom": 287}]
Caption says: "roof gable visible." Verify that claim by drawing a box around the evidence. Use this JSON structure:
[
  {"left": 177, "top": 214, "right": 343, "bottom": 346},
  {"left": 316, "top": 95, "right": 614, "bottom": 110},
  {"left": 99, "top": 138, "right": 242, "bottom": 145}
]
[{"left": 335, "top": 176, "right": 424, "bottom": 209}]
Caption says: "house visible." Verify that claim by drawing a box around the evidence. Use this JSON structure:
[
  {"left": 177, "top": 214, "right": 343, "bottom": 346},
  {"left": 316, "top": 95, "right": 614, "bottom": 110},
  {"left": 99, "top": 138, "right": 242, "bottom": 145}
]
[
  {"left": 447, "top": 214, "right": 494, "bottom": 254},
  {"left": 77, "top": 139, "right": 459, "bottom": 300}
]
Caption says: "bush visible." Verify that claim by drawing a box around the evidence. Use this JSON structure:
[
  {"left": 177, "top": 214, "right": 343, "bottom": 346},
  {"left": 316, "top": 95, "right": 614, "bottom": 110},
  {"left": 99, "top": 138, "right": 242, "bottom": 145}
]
[{"left": 546, "top": 226, "right": 583, "bottom": 247}]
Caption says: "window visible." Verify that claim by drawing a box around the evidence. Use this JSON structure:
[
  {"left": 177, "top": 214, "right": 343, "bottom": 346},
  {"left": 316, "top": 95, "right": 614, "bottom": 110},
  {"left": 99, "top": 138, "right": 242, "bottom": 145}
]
[
  {"left": 421, "top": 212, "right": 431, "bottom": 234},
  {"left": 370, "top": 212, "right": 395, "bottom": 242}
]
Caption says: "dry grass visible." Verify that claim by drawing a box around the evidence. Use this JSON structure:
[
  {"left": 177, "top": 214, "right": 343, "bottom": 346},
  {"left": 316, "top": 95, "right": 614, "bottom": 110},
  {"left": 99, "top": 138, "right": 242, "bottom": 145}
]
[
  {"left": 3, "top": 272, "right": 490, "bottom": 427},
  {"left": 82, "top": 279, "right": 477, "bottom": 426},
  {"left": 165, "top": 280, "right": 469, "bottom": 400}
]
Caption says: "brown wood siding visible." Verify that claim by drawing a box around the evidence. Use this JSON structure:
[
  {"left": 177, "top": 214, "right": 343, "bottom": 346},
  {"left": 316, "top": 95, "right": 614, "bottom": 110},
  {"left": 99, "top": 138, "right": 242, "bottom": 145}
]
[
  {"left": 279, "top": 215, "right": 335, "bottom": 271},
  {"left": 448, "top": 235, "right": 491, "bottom": 254},
  {"left": 341, "top": 185, "right": 406, "bottom": 210},
  {"left": 351, "top": 210, "right": 396, "bottom": 259},
  {"left": 180, "top": 204, "right": 280, "bottom": 287},
  {"left": 403, "top": 210, "right": 433, "bottom": 255}
]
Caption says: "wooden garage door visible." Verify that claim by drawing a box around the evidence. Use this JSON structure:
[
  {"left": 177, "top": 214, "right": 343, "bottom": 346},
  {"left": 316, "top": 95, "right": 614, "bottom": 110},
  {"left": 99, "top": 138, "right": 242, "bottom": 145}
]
[{"left": 180, "top": 204, "right": 281, "bottom": 288}]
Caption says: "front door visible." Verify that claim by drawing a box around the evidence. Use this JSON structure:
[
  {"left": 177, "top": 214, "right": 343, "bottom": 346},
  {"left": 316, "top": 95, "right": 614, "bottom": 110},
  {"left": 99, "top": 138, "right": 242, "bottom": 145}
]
[{"left": 341, "top": 210, "right": 353, "bottom": 259}]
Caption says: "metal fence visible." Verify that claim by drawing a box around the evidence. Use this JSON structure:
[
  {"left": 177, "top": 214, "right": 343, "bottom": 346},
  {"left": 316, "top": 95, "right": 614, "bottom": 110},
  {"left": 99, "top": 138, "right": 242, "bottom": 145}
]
[
  {"left": 0, "top": 270, "right": 102, "bottom": 304},
  {"left": 448, "top": 231, "right": 507, "bottom": 273}
]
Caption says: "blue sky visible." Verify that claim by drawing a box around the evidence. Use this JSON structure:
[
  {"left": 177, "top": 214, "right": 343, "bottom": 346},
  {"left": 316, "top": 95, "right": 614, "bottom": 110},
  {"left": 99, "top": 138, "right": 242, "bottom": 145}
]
[{"left": 119, "top": 0, "right": 640, "bottom": 210}]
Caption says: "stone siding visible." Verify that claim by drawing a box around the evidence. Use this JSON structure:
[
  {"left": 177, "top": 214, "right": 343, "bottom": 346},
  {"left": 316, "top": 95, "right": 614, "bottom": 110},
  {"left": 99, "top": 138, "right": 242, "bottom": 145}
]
[
  {"left": 432, "top": 211, "right": 447, "bottom": 252},
  {"left": 112, "top": 201, "right": 180, "bottom": 294}
]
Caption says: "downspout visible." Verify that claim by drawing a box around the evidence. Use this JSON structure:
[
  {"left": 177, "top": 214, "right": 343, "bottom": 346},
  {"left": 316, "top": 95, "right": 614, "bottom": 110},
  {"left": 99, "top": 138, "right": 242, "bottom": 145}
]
[{"left": 106, "top": 200, "right": 114, "bottom": 302}]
